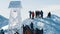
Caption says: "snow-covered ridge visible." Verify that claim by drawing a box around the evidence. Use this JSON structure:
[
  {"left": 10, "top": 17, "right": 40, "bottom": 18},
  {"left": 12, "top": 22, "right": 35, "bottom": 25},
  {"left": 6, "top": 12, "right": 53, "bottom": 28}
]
[
  {"left": 22, "top": 14, "right": 60, "bottom": 34},
  {"left": 0, "top": 15, "right": 9, "bottom": 28},
  {"left": 0, "top": 14, "right": 60, "bottom": 34}
]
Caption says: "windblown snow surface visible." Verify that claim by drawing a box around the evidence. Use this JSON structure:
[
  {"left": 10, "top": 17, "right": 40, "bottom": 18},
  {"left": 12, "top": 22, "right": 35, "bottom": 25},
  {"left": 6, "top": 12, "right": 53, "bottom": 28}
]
[
  {"left": 23, "top": 14, "right": 60, "bottom": 34},
  {"left": 1, "top": 14, "right": 60, "bottom": 34}
]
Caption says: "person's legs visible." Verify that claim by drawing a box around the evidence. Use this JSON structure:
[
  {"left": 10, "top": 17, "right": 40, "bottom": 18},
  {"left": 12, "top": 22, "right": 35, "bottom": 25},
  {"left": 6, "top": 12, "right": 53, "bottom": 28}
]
[
  {"left": 41, "top": 15, "right": 43, "bottom": 18},
  {"left": 36, "top": 12, "right": 38, "bottom": 18},
  {"left": 41, "top": 13, "right": 43, "bottom": 18},
  {"left": 32, "top": 16, "right": 34, "bottom": 19},
  {"left": 30, "top": 14, "right": 31, "bottom": 18},
  {"left": 35, "top": 12, "right": 37, "bottom": 18}
]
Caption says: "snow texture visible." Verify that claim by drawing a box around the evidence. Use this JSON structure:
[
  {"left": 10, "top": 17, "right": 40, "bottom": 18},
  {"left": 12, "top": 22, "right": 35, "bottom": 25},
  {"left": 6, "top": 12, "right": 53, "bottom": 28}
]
[
  {"left": 1, "top": 14, "right": 60, "bottom": 34},
  {"left": 22, "top": 14, "right": 60, "bottom": 34}
]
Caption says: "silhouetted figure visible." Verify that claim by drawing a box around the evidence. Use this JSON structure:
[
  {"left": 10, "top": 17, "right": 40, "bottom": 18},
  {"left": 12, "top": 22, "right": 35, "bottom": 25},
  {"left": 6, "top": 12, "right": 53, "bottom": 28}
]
[
  {"left": 35, "top": 11, "right": 37, "bottom": 18},
  {"left": 23, "top": 25, "right": 26, "bottom": 34},
  {"left": 35, "top": 11, "right": 40, "bottom": 18},
  {"left": 32, "top": 12, "right": 34, "bottom": 19},
  {"left": 47, "top": 12, "right": 51, "bottom": 18},
  {"left": 30, "top": 22, "right": 33, "bottom": 29},
  {"left": 40, "top": 10, "right": 43, "bottom": 18},
  {"left": 35, "top": 10, "right": 43, "bottom": 18},
  {"left": 37, "top": 10, "right": 41, "bottom": 18},
  {"left": 23, "top": 25, "right": 29, "bottom": 34},
  {"left": 30, "top": 22, "right": 34, "bottom": 34},
  {"left": 39, "top": 11, "right": 41, "bottom": 18},
  {"left": 1, "top": 29, "right": 4, "bottom": 34},
  {"left": 40, "top": 29, "right": 43, "bottom": 34},
  {"left": 29, "top": 11, "right": 32, "bottom": 18}
]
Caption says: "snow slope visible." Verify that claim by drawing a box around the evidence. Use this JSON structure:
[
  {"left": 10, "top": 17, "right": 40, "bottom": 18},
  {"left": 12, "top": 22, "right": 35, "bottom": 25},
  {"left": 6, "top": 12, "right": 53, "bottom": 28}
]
[
  {"left": 1, "top": 14, "right": 60, "bottom": 34},
  {"left": 0, "top": 15, "right": 9, "bottom": 34},
  {"left": 23, "top": 14, "right": 60, "bottom": 34},
  {"left": 0, "top": 15, "right": 9, "bottom": 28}
]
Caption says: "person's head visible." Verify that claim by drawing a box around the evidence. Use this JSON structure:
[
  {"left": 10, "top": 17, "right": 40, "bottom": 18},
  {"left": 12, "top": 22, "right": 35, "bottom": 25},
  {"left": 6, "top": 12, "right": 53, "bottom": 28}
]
[
  {"left": 29, "top": 11, "right": 31, "bottom": 13},
  {"left": 49, "top": 12, "right": 51, "bottom": 13},
  {"left": 41, "top": 10, "right": 43, "bottom": 12}
]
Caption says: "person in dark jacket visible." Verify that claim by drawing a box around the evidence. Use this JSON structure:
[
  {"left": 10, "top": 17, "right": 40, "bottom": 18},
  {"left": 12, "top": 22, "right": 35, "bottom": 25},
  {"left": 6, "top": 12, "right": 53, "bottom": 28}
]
[
  {"left": 29, "top": 11, "right": 32, "bottom": 18},
  {"left": 35, "top": 11, "right": 40, "bottom": 18},
  {"left": 47, "top": 12, "right": 51, "bottom": 18},
  {"left": 30, "top": 22, "right": 33, "bottom": 29},
  {"left": 40, "top": 10, "right": 43, "bottom": 18},
  {"left": 39, "top": 11, "right": 41, "bottom": 18},
  {"left": 35, "top": 11, "right": 37, "bottom": 18},
  {"left": 30, "top": 22, "right": 34, "bottom": 34},
  {"left": 40, "top": 29, "right": 43, "bottom": 34},
  {"left": 23, "top": 26, "right": 25, "bottom": 34}
]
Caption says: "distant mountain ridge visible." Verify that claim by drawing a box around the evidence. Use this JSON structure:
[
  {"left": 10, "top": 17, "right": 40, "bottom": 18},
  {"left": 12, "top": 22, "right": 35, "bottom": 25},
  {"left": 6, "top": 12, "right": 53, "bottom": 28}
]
[{"left": 0, "top": 15, "right": 9, "bottom": 28}]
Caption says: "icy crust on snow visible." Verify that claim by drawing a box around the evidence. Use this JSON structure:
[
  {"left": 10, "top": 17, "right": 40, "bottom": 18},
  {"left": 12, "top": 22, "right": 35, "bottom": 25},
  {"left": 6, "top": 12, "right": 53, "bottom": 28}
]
[{"left": 22, "top": 14, "right": 60, "bottom": 34}]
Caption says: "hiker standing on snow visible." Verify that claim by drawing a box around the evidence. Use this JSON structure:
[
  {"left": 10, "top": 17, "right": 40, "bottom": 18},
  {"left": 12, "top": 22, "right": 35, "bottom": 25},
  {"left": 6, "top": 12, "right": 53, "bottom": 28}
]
[
  {"left": 32, "top": 12, "right": 34, "bottom": 19},
  {"left": 47, "top": 12, "right": 51, "bottom": 18},
  {"left": 40, "top": 10, "right": 43, "bottom": 18},
  {"left": 35, "top": 11, "right": 39, "bottom": 18},
  {"left": 29, "top": 11, "right": 32, "bottom": 18}
]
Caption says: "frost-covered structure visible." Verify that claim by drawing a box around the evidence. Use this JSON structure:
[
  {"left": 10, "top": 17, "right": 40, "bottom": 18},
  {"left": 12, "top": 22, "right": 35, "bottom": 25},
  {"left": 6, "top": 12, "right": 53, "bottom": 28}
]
[
  {"left": 8, "top": 1, "right": 22, "bottom": 34},
  {"left": 23, "top": 14, "right": 60, "bottom": 34}
]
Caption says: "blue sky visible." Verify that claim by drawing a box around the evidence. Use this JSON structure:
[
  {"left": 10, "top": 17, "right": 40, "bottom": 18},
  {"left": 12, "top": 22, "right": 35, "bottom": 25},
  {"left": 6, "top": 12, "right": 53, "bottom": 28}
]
[{"left": 0, "top": 0, "right": 60, "bottom": 20}]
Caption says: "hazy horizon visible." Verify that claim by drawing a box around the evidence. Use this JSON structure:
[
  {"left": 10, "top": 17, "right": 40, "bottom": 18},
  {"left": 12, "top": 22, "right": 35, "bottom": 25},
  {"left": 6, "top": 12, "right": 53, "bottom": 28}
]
[{"left": 0, "top": 0, "right": 60, "bottom": 20}]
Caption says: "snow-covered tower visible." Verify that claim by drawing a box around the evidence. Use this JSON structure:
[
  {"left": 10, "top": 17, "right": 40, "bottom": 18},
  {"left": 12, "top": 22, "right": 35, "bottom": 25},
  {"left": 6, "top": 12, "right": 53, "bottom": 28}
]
[{"left": 8, "top": 1, "right": 22, "bottom": 34}]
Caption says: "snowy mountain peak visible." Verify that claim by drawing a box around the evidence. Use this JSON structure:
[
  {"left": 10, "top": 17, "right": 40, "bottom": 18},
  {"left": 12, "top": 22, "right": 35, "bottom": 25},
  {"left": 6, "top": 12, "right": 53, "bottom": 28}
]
[{"left": 23, "top": 14, "right": 60, "bottom": 34}]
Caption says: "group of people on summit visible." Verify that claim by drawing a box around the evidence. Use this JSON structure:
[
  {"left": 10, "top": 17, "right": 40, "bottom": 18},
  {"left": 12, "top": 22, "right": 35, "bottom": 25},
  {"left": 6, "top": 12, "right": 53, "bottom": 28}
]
[{"left": 29, "top": 10, "right": 51, "bottom": 19}]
